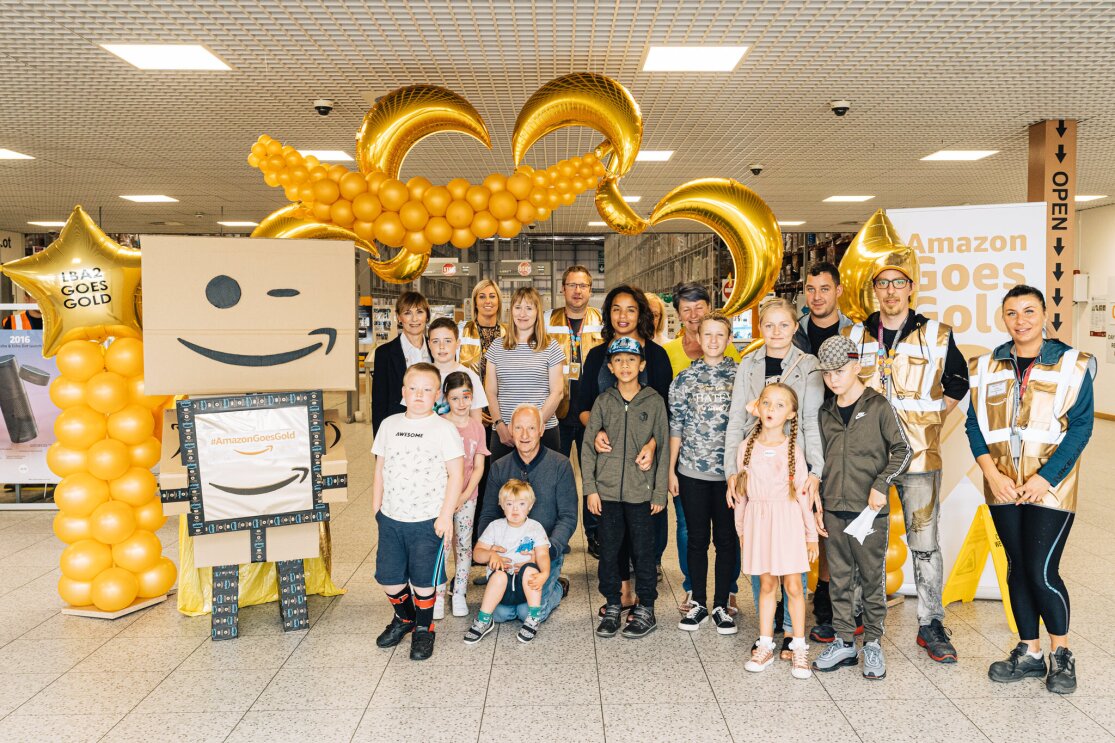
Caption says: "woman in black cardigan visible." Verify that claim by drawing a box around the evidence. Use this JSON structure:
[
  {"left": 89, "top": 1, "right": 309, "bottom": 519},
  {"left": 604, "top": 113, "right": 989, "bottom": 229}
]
[{"left": 371, "top": 290, "right": 431, "bottom": 437}]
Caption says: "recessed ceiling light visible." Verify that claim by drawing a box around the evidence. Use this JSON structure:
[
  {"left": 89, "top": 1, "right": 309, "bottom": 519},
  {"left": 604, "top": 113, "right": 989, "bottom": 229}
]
[
  {"left": 921, "top": 150, "right": 999, "bottom": 161},
  {"left": 623, "top": 196, "right": 642, "bottom": 203},
  {"left": 778, "top": 221, "right": 806, "bottom": 226},
  {"left": 100, "top": 44, "right": 230, "bottom": 70},
  {"left": 643, "top": 46, "right": 749, "bottom": 72},
  {"left": 636, "top": 151, "right": 674, "bottom": 162},
  {"left": 1076, "top": 194, "right": 1108, "bottom": 202},
  {"left": 298, "top": 150, "right": 354, "bottom": 162},
  {"left": 823, "top": 195, "right": 874, "bottom": 203},
  {"left": 27, "top": 221, "right": 67, "bottom": 227},
  {"left": 588, "top": 221, "right": 607, "bottom": 227},
  {"left": 218, "top": 221, "right": 259, "bottom": 227},
  {"left": 120, "top": 194, "right": 178, "bottom": 203},
  {"left": 0, "top": 149, "right": 34, "bottom": 160}
]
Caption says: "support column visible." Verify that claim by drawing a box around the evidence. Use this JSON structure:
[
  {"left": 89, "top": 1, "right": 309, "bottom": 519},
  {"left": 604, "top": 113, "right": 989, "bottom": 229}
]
[{"left": 1027, "top": 119, "right": 1077, "bottom": 339}]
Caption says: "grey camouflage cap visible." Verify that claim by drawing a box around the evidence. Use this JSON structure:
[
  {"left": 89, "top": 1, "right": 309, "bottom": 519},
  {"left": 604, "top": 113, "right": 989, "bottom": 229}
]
[{"left": 816, "top": 335, "right": 860, "bottom": 371}]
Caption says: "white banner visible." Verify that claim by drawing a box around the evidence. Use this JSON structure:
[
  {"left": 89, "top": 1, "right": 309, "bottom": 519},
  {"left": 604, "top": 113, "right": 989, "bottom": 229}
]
[{"left": 888, "top": 203, "right": 1046, "bottom": 599}]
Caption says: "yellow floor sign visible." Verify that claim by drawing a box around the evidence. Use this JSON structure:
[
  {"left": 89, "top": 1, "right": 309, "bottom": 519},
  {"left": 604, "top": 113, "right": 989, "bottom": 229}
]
[{"left": 942, "top": 504, "right": 1017, "bottom": 634}]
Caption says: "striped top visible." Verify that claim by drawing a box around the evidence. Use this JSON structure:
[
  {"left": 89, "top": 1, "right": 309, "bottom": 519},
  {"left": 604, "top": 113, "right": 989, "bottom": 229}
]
[{"left": 484, "top": 338, "right": 565, "bottom": 429}]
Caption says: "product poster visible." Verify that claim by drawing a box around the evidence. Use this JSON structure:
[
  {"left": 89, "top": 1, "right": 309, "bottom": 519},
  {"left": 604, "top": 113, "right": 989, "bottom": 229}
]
[
  {"left": 1091, "top": 300, "right": 1108, "bottom": 338},
  {"left": 0, "top": 330, "right": 59, "bottom": 483}
]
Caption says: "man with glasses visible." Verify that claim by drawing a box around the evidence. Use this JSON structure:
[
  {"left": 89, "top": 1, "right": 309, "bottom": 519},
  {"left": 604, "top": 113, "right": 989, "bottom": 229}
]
[
  {"left": 842, "top": 256, "right": 969, "bottom": 664},
  {"left": 546, "top": 265, "right": 604, "bottom": 557}
]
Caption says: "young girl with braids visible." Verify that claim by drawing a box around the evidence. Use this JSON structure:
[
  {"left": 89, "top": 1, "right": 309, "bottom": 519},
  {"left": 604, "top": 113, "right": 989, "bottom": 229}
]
[{"left": 735, "top": 383, "right": 819, "bottom": 679}]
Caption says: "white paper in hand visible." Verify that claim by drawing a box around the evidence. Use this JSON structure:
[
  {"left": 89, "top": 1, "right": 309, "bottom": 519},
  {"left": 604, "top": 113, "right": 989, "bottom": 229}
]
[{"left": 843, "top": 506, "right": 879, "bottom": 545}]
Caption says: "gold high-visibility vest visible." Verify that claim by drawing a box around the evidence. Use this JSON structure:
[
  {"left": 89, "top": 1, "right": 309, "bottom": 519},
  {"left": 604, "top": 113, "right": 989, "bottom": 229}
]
[
  {"left": 844, "top": 319, "right": 951, "bottom": 473},
  {"left": 457, "top": 320, "right": 507, "bottom": 381},
  {"left": 545, "top": 306, "right": 604, "bottom": 419},
  {"left": 968, "top": 346, "right": 1094, "bottom": 512}
]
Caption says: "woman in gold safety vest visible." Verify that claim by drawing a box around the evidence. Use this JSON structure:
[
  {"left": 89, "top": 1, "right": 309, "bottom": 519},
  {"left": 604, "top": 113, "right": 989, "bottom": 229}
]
[{"left": 965, "top": 285, "right": 1095, "bottom": 695}]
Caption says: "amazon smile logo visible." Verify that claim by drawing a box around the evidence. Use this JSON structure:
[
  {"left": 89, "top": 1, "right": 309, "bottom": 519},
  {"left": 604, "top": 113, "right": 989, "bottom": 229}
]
[{"left": 178, "top": 327, "right": 337, "bottom": 367}]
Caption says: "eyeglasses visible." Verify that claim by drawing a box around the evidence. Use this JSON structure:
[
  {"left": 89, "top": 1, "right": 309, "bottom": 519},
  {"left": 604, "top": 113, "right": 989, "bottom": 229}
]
[
  {"left": 564, "top": 282, "right": 592, "bottom": 290},
  {"left": 873, "top": 277, "right": 911, "bottom": 289}
]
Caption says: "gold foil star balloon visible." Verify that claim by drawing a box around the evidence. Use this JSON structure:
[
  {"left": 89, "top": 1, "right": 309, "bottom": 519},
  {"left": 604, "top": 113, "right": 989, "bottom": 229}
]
[
  {"left": 1, "top": 205, "right": 142, "bottom": 356},
  {"left": 838, "top": 208, "right": 920, "bottom": 322}
]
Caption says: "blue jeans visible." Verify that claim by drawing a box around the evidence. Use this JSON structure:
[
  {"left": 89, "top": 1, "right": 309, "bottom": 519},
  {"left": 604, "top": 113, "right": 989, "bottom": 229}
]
[
  {"left": 750, "top": 572, "right": 807, "bottom": 634},
  {"left": 493, "top": 552, "right": 565, "bottom": 623},
  {"left": 673, "top": 497, "right": 691, "bottom": 592}
]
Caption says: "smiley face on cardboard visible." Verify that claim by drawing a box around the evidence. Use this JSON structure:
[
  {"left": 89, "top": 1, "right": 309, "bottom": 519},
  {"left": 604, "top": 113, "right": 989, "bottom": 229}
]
[{"left": 140, "top": 236, "right": 356, "bottom": 396}]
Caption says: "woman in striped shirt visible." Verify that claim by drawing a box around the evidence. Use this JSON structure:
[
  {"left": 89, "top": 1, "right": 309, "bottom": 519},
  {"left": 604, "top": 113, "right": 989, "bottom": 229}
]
[{"left": 483, "top": 287, "right": 565, "bottom": 460}]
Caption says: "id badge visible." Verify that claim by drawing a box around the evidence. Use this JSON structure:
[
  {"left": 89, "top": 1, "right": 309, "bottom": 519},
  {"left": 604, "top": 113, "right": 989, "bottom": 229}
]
[
  {"left": 568, "top": 362, "right": 581, "bottom": 381},
  {"left": 1009, "top": 428, "right": 1022, "bottom": 460}
]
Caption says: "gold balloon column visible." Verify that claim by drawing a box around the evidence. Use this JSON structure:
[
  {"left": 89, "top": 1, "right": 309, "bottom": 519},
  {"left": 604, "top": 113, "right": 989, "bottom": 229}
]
[
  {"left": 250, "top": 73, "right": 783, "bottom": 314},
  {"left": 3, "top": 207, "right": 177, "bottom": 613}
]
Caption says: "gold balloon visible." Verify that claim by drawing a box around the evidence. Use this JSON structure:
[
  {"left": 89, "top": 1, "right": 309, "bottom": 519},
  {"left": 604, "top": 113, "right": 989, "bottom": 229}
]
[
  {"left": 84, "top": 371, "right": 128, "bottom": 415},
  {"left": 111, "top": 529, "right": 162, "bottom": 573},
  {"left": 87, "top": 439, "right": 131, "bottom": 482},
  {"left": 49, "top": 377, "right": 86, "bottom": 409},
  {"left": 47, "top": 442, "right": 87, "bottom": 477},
  {"left": 53, "top": 512, "right": 93, "bottom": 544},
  {"left": 126, "top": 376, "right": 166, "bottom": 410},
  {"left": 0, "top": 206, "right": 141, "bottom": 357},
  {"left": 109, "top": 467, "right": 158, "bottom": 507},
  {"left": 54, "top": 472, "right": 110, "bottom": 518},
  {"left": 58, "top": 576, "right": 93, "bottom": 607},
  {"left": 356, "top": 84, "right": 491, "bottom": 178},
  {"left": 251, "top": 203, "right": 379, "bottom": 258},
  {"left": 107, "top": 404, "right": 156, "bottom": 445},
  {"left": 60, "top": 538, "right": 113, "bottom": 581},
  {"left": 91, "top": 567, "right": 139, "bottom": 612},
  {"left": 103, "top": 336, "right": 144, "bottom": 377},
  {"left": 886, "top": 568, "right": 904, "bottom": 596},
  {"left": 594, "top": 176, "right": 649, "bottom": 234},
  {"left": 838, "top": 209, "right": 919, "bottom": 323},
  {"left": 89, "top": 500, "right": 136, "bottom": 544},
  {"left": 56, "top": 340, "right": 105, "bottom": 382},
  {"left": 133, "top": 497, "right": 168, "bottom": 532},
  {"left": 650, "top": 179, "right": 782, "bottom": 316},
  {"left": 512, "top": 72, "right": 642, "bottom": 178},
  {"left": 54, "top": 406, "right": 107, "bottom": 450},
  {"left": 135, "top": 557, "right": 177, "bottom": 598}
]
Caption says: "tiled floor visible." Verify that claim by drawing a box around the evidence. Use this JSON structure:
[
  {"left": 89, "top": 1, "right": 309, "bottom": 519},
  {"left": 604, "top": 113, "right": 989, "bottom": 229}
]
[{"left": 1, "top": 401, "right": 1114, "bottom": 741}]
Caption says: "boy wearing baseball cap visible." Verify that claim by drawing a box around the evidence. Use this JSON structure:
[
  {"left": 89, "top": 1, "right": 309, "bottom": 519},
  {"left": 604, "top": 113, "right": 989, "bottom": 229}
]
[
  {"left": 582, "top": 337, "right": 670, "bottom": 639},
  {"left": 811, "top": 336, "right": 911, "bottom": 680}
]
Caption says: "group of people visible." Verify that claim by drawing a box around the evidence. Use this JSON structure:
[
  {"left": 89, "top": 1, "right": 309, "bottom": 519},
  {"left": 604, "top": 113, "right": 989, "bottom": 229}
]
[{"left": 368, "top": 260, "right": 1094, "bottom": 695}]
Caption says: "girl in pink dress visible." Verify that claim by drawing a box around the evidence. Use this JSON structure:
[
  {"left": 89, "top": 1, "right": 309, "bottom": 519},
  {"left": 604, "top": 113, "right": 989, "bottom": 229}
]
[{"left": 735, "top": 383, "right": 819, "bottom": 679}]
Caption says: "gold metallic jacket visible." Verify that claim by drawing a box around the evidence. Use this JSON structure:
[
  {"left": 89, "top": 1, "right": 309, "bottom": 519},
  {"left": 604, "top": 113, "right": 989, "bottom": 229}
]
[
  {"left": 545, "top": 306, "right": 603, "bottom": 419},
  {"left": 844, "top": 319, "right": 951, "bottom": 473},
  {"left": 458, "top": 320, "right": 507, "bottom": 378},
  {"left": 968, "top": 344, "right": 1094, "bottom": 512}
]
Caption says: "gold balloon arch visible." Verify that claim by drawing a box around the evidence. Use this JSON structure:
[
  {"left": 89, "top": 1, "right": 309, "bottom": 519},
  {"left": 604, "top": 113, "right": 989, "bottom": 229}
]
[{"left": 250, "top": 73, "right": 782, "bottom": 316}]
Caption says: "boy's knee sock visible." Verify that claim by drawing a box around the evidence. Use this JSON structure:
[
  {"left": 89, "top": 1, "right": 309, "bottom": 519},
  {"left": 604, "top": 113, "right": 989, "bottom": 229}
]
[
  {"left": 413, "top": 592, "right": 436, "bottom": 631},
  {"left": 528, "top": 604, "right": 541, "bottom": 620},
  {"left": 385, "top": 587, "right": 415, "bottom": 623},
  {"left": 477, "top": 610, "right": 492, "bottom": 623}
]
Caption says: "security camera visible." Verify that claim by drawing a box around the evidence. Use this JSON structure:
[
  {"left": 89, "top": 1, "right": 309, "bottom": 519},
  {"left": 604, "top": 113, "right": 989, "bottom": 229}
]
[
  {"left": 830, "top": 99, "right": 851, "bottom": 117},
  {"left": 314, "top": 99, "right": 334, "bottom": 116},
  {"left": 749, "top": 163, "right": 764, "bottom": 176}
]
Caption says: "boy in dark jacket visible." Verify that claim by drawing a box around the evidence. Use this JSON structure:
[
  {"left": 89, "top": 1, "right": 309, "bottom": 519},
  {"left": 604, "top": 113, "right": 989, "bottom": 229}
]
[
  {"left": 812, "top": 336, "right": 910, "bottom": 680},
  {"left": 583, "top": 337, "right": 670, "bottom": 639}
]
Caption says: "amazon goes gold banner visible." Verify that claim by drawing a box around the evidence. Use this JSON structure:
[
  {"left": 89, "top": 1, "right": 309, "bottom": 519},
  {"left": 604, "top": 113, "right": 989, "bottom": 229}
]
[{"left": 888, "top": 202, "right": 1046, "bottom": 599}]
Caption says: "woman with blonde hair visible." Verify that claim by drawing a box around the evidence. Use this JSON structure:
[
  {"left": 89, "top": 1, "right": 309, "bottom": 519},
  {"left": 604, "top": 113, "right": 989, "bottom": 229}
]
[
  {"left": 483, "top": 287, "right": 565, "bottom": 459},
  {"left": 645, "top": 292, "right": 670, "bottom": 346},
  {"left": 460, "top": 279, "right": 508, "bottom": 382}
]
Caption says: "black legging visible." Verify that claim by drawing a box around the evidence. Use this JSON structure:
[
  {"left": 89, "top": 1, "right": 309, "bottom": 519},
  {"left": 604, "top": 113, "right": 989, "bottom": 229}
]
[
  {"left": 678, "top": 473, "right": 738, "bottom": 609},
  {"left": 989, "top": 503, "right": 1074, "bottom": 638}
]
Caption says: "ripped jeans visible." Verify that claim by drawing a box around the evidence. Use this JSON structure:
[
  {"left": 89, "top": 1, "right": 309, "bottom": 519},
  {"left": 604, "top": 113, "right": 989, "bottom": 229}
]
[{"left": 894, "top": 470, "right": 945, "bottom": 626}]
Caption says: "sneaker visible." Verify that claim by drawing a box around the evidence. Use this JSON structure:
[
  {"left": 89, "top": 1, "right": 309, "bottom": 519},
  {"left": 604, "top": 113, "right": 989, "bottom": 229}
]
[
  {"left": 586, "top": 535, "right": 601, "bottom": 559},
  {"left": 375, "top": 617, "right": 415, "bottom": 648},
  {"left": 812, "top": 637, "right": 859, "bottom": 672},
  {"left": 432, "top": 594, "right": 445, "bottom": 621},
  {"left": 812, "top": 580, "right": 832, "bottom": 625},
  {"left": 596, "top": 604, "right": 622, "bottom": 638},
  {"left": 678, "top": 590, "right": 697, "bottom": 615},
  {"left": 779, "top": 636, "right": 793, "bottom": 660},
  {"left": 862, "top": 639, "right": 886, "bottom": 680},
  {"left": 727, "top": 592, "right": 739, "bottom": 617},
  {"left": 790, "top": 642, "right": 812, "bottom": 679},
  {"left": 678, "top": 603, "right": 709, "bottom": 631},
  {"left": 712, "top": 606, "right": 738, "bottom": 635},
  {"left": 463, "top": 616, "right": 494, "bottom": 645},
  {"left": 518, "top": 616, "right": 541, "bottom": 643},
  {"left": 451, "top": 593, "right": 468, "bottom": 617},
  {"left": 810, "top": 624, "right": 836, "bottom": 643},
  {"left": 622, "top": 605, "right": 657, "bottom": 639},
  {"left": 917, "top": 619, "right": 958, "bottom": 663},
  {"left": 558, "top": 576, "right": 570, "bottom": 597},
  {"left": 409, "top": 627, "right": 435, "bottom": 660},
  {"left": 745, "top": 641, "right": 776, "bottom": 673},
  {"left": 989, "top": 642, "right": 1047, "bottom": 683},
  {"left": 1046, "top": 647, "right": 1077, "bottom": 694}
]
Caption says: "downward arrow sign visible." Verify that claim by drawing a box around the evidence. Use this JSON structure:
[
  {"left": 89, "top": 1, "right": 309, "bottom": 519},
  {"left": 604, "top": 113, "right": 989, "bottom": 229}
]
[
  {"left": 1056, "top": 120, "right": 1067, "bottom": 137},
  {"left": 1056, "top": 144, "right": 1066, "bottom": 163},
  {"left": 1053, "top": 263, "right": 1064, "bottom": 281},
  {"left": 1054, "top": 237, "right": 1065, "bottom": 256},
  {"left": 1052, "top": 313, "right": 1063, "bottom": 331},
  {"left": 1053, "top": 288, "right": 1064, "bottom": 306}
]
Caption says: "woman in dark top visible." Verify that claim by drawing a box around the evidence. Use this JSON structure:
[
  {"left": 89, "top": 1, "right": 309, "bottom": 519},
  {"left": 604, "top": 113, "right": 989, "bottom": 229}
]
[
  {"left": 577, "top": 284, "right": 673, "bottom": 613},
  {"left": 371, "top": 290, "right": 430, "bottom": 437}
]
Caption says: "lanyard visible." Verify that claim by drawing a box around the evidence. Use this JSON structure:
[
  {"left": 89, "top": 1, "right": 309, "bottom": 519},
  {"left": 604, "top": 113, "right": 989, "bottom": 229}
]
[
  {"left": 568, "top": 318, "right": 582, "bottom": 364},
  {"left": 876, "top": 319, "right": 897, "bottom": 381},
  {"left": 1014, "top": 356, "right": 1036, "bottom": 397}
]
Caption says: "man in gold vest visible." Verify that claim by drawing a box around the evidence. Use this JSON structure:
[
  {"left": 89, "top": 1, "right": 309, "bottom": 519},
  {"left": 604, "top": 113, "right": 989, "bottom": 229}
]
[
  {"left": 545, "top": 264, "right": 603, "bottom": 555},
  {"left": 843, "top": 255, "right": 969, "bottom": 664}
]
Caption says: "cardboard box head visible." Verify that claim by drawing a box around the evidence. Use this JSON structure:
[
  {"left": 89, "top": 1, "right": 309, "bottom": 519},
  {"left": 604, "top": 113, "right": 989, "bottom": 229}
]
[{"left": 140, "top": 236, "right": 356, "bottom": 395}]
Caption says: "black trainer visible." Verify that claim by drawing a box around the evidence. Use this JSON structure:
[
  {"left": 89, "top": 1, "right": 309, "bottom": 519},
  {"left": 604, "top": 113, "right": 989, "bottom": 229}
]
[
  {"left": 558, "top": 576, "right": 570, "bottom": 597},
  {"left": 917, "top": 619, "right": 958, "bottom": 663},
  {"left": 376, "top": 617, "right": 415, "bottom": 648},
  {"left": 678, "top": 603, "right": 709, "bottom": 631},
  {"left": 988, "top": 642, "right": 1047, "bottom": 683},
  {"left": 1046, "top": 647, "right": 1077, "bottom": 694},
  {"left": 810, "top": 624, "right": 836, "bottom": 643},
  {"left": 409, "top": 628, "right": 435, "bottom": 660},
  {"left": 711, "top": 606, "right": 737, "bottom": 635},
  {"left": 596, "top": 604, "right": 622, "bottom": 638},
  {"left": 622, "top": 605, "right": 657, "bottom": 639},
  {"left": 587, "top": 535, "right": 601, "bottom": 560}
]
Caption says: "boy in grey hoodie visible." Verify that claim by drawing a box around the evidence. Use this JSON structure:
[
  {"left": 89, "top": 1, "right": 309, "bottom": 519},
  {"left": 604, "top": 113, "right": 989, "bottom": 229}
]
[{"left": 583, "top": 337, "right": 670, "bottom": 639}]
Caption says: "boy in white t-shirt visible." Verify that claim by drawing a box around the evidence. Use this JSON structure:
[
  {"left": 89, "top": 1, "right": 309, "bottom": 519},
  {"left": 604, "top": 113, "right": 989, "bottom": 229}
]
[
  {"left": 464, "top": 479, "right": 551, "bottom": 645},
  {"left": 372, "top": 363, "right": 465, "bottom": 661}
]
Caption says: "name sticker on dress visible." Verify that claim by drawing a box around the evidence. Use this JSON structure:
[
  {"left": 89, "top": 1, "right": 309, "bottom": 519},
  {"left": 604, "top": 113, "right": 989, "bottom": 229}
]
[{"left": 988, "top": 381, "right": 1008, "bottom": 397}]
